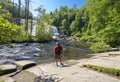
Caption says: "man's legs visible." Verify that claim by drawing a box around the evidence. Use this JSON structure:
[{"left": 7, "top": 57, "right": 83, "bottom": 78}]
[
  {"left": 59, "top": 55, "right": 64, "bottom": 65},
  {"left": 55, "top": 59, "right": 58, "bottom": 66},
  {"left": 55, "top": 54, "right": 64, "bottom": 66},
  {"left": 56, "top": 59, "right": 63, "bottom": 66}
]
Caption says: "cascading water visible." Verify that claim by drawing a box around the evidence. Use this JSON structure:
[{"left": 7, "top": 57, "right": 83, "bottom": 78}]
[
  {"left": 0, "top": 23, "right": 93, "bottom": 65},
  {"left": 31, "top": 20, "right": 37, "bottom": 36},
  {"left": 51, "top": 26, "right": 60, "bottom": 36},
  {"left": 51, "top": 26, "right": 60, "bottom": 40}
]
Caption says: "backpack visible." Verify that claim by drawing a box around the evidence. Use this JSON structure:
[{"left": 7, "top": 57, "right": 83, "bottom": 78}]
[{"left": 56, "top": 47, "right": 61, "bottom": 54}]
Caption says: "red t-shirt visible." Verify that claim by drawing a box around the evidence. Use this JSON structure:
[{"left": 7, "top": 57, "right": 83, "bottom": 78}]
[{"left": 54, "top": 45, "right": 63, "bottom": 56}]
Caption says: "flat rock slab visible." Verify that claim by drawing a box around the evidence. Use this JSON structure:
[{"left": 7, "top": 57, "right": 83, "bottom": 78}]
[
  {"left": 13, "top": 71, "right": 36, "bottom": 82},
  {"left": 14, "top": 60, "right": 36, "bottom": 70},
  {"left": 25, "top": 66, "right": 44, "bottom": 76},
  {"left": 77, "top": 55, "right": 120, "bottom": 69},
  {"left": 108, "top": 51, "right": 120, "bottom": 56},
  {"left": 0, "top": 77, "right": 15, "bottom": 82},
  {"left": 0, "top": 64, "right": 16, "bottom": 75},
  {"left": 13, "top": 66, "right": 54, "bottom": 82},
  {"left": 35, "top": 63, "right": 120, "bottom": 82}
]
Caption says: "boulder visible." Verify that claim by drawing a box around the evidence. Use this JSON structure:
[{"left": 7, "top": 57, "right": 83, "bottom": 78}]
[
  {"left": 0, "top": 64, "right": 16, "bottom": 76},
  {"left": 14, "top": 60, "right": 36, "bottom": 70}
]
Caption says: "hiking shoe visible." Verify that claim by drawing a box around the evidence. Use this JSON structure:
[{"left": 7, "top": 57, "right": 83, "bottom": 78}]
[{"left": 61, "top": 63, "right": 64, "bottom": 65}]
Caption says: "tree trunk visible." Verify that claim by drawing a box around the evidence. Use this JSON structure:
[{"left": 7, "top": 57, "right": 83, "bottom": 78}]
[
  {"left": 25, "top": 0, "right": 29, "bottom": 32},
  {"left": 18, "top": 0, "right": 21, "bottom": 25}
]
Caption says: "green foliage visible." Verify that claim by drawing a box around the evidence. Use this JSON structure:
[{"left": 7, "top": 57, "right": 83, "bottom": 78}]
[
  {"left": 72, "top": 31, "right": 82, "bottom": 40},
  {"left": 0, "top": 0, "right": 13, "bottom": 20},
  {"left": 68, "top": 0, "right": 120, "bottom": 47},
  {"left": 70, "top": 21, "right": 76, "bottom": 33},
  {"left": 51, "top": 6, "right": 78, "bottom": 35},
  {"left": 0, "top": 5, "right": 2, "bottom": 9},
  {"left": 90, "top": 41, "right": 110, "bottom": 53},
  {"left": 84, "top": 64, "right": 120, "bottom": 77},
  {"left": 84, "top": 0, "right": 120, "bottom": 46},
  {"left": 36, "top": 22, "right": 52, "bottom": 42},
  {"left": 69, "top": 40, "right": 91, "bottom": 50},
  {"left": 0, "top": 17, "right": 28, "bottom": 44},
  {"left": 0, "top": 0, "right": 33, "bottom": 24}
]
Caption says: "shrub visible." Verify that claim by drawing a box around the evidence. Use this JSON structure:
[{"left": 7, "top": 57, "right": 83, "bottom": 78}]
[
  {"left": 90, "top": 41, "right": 110, "bottom": 53},
  {"left": 73, "top": 32, "right": 82, "bottom": 39},
  {"left": 36, "top": 22, "right": 52, "bottom": 42},
  {"left": 0, "top": 17, "right": 28, "bottom": 43}
]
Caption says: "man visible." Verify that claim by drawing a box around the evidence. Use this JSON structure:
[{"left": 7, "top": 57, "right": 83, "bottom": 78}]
[{"left": 54, "top": 42, "right": 64, "bottom": 66}]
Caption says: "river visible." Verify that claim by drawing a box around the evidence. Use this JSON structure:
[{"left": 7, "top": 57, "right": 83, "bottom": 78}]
[{"left": 0, "top": 38, "right": 94, "bottom": 65}]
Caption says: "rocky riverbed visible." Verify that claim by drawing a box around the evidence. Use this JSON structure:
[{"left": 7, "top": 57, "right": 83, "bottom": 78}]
[
  {"left": 0, "top": 40, "right": 93, "bottom": 65},
  {"left": 0, "top": 51, "right": 120, "bottom": 82},
  {"left": 0, "top": 43, "right": 52, "bottom": 64},
  {"left": 1, "top": 39, "right": 120, "bottom": 82}
]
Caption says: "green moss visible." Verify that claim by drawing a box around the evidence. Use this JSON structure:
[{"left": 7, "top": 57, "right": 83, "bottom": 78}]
[
  {"left": 83, "top": 64, "right": 120, "bottom": 77},
  {"left": 0, "top": 67, "right": 3, "bottom": 75},
  {"left": 0, "top": 66, "right": 16, "bottom": 76},
  {"left": 1, "top": 80, "right": 5, "bottom": 82}
]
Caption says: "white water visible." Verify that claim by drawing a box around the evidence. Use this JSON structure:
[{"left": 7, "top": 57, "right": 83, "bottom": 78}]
[
  {"left": 31, "top": 20, "right": 37, "bottom": 36},
  {"left": 51, "top": 26, "right": 60, "bottom": 36},
  {"left": 51, "top": 26, "right": 60, "bottom": 40}
]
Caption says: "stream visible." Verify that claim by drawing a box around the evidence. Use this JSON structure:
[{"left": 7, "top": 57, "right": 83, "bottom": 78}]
[{"left": 0, "top": 38, "right": 94, "bottom": 65}]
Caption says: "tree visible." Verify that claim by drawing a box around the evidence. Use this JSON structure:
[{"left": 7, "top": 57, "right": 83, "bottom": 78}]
[
  {"left": 18, "top": 0, "right": 21, "bottom": 25},
  {"left": 0, "top": 17, "right": 28, "bottom": 43},
  {"left": 80, "top": 0, "right": 120, "bottom": 46},
  {"left": 0, "top": 0, "right": 13, "bottom": 20},
  {"left": 34, "top": 6, "right": 46, "bottom": 20},
  {"left": 25, "top": 0, "right": 29, "bottom": 31}
]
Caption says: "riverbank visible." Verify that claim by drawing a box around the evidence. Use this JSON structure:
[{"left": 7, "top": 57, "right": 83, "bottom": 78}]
[{"left": 0, "top": 51, "right": 120, "bottom": 82}]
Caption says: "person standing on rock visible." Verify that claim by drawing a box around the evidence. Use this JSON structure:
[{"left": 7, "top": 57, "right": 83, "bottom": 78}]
[{"left": 54, "top": 42, "right": 64, "bottom": 66}]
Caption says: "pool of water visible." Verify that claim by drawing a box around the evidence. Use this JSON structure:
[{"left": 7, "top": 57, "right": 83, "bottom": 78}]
[
  {"left": 35, "top": 40, "right": 94, "bottom": 64},
  {"left": 0, "top": 39, "right": 94, "bottom": 64}
]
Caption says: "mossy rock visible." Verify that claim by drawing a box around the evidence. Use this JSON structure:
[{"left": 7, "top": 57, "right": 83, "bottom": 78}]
[{"left": 0, "top": 64, "right": 17, "bottom": 76}]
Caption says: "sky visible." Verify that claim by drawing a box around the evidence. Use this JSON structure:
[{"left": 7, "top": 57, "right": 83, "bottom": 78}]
[{"left": 14, "top": 0, "right": 87, "bottom": 17}]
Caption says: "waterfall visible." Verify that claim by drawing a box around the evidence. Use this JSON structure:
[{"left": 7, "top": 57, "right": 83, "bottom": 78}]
[
  {"left": 51, "top": 26, "right": 60, "bottom": 36},
  {"left": 20, "top": 19, "right": 37, "bottom": 36},
  {"left": 51, "top": 26, "right": 60, "bottom": 40},
  {"left": 31, "top": 20, "right": 37, "bottom": 36}
]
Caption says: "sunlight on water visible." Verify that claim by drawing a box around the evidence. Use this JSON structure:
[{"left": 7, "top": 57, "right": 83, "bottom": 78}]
[{"left": 0, "top": 40, "right": 94, "bottom": 64}]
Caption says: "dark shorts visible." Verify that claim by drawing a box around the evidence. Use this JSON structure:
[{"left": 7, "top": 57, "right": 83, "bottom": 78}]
[{"left": 55, "top": 54, "right": 61, "bottom": 59}]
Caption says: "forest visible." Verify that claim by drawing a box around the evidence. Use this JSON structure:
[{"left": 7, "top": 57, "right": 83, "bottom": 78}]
[{"left": 0, "top": 0, "right": 120, "bottom": 52}]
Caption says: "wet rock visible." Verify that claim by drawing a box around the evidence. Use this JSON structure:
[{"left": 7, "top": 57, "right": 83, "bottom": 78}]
[
  {"left": 14, "top": 60, "right": 36, "bottom": 70},
  {"left": 33, "top": 51, "right": 48, "bottom": 57},
  {"left": 0, "top": 59, "right": 14, "bottom": 64},
  {"left": 14, "top": 56, "right": 31, "bottom": 61},
  {"left": 33, "top": 53, "right": 41, "bottom": 57},
  {"left": 0, "top": 64, "right": 17, "bottom": 75}
]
